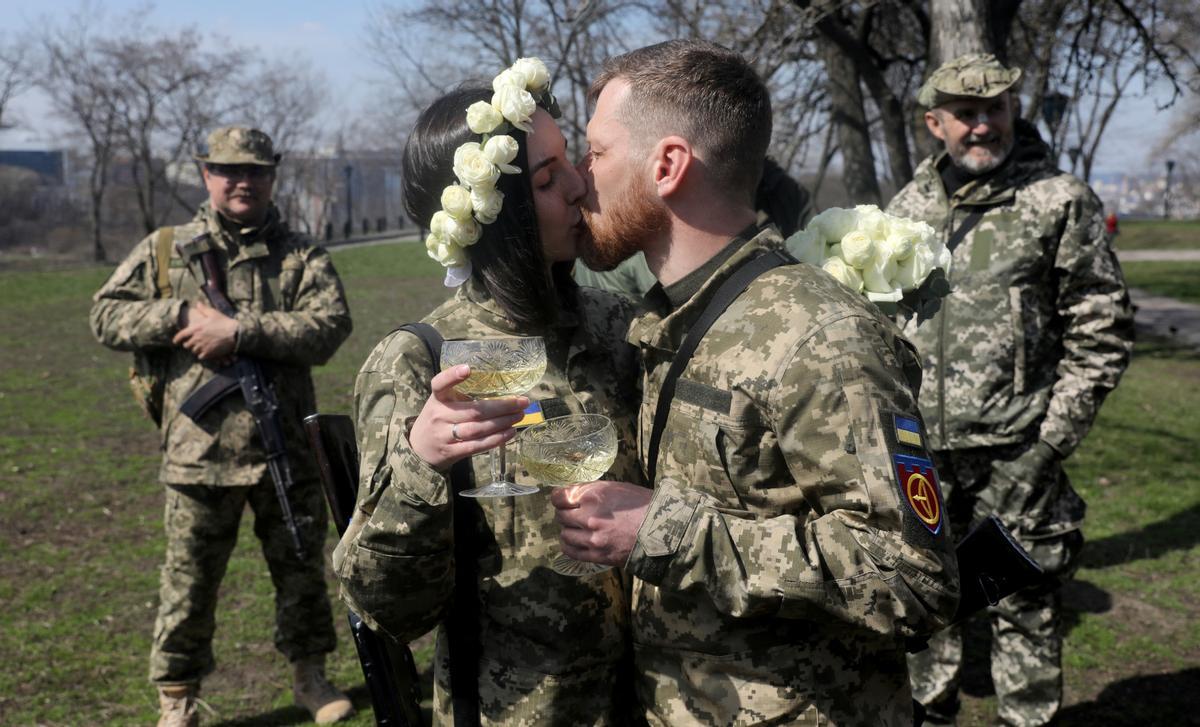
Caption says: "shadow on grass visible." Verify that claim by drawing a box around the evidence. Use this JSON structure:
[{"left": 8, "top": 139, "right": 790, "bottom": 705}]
[
  {"left": 955, "top": 578, "right": 1114, "bottom": 699},
  {"left": 1057, "top": 668, "right": 1200, "bottom": 726},
  {"left": 1083, "top": 503, "right": 1200, "bottom": 569},
  {"left": 209, "top": 668, "right": 435, "bottom": 726}
]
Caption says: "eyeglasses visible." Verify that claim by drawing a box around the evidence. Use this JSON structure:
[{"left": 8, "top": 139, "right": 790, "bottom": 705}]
[{"left": 205, "top": 163, "right": 274, "bottom": 180}]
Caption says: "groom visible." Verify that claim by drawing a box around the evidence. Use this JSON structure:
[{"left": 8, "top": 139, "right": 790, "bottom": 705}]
[{"left": 552, "top": 40, "right": 960, "bottom": 725}]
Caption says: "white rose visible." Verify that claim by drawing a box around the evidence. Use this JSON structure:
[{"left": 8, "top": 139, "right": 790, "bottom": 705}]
[
  {"left": 492, "top": 68, "right": 529, "bottom": 93},
  {"left": 425, "top": 233, "right": 467, "bottom": 267},
  {"left": 429, "top": 210, "right": 451, "bottom": 238},
  {"left": 440, "top": 184, "right": 474, "bottom": 221},
  {"left": 444, "top": 214, "right": 482, "bottom": 247},
  {"left": 863, "top": 254, "right": 902, "bottom": 301},
  {"left": 810, "top": 206, "right": 859, "bottom": 243},
  {"left": 452, "top": 143, "right": 501, "bottom": 189},
  {"left": 481, "top": 135, "right": 521, "bottom": 174},
  {"left": 853, "top": 204, "right": 889, "bottom": 239},
  {"left": 466, "top": 101, "right": 503, "bottom": 134},
  {"left": 471, "top": 186, "right": 504, "bottom": 225},
  {"left": 492, "top": 85, "right": 536, "bottom": 132},
  {"left": 828, "top": 242, "right": 843, "bottom": 260},
  {"left": 510, "top": 57, "right": 550, "bottom": 91},
  {"left": 883, "top": 228, "right": 917, "bottom": 262},
  {"left": 895, "top": 242, "right": 937, "bottom": 290},
  {"left": 784, "top": 226, "right": 824, "bottom": 266},
  {"left": 823, "top": 256, "right": 864, "bottom": 293},
  {"left": 839, "top": 230, "right": 875, "bottom": 268}
]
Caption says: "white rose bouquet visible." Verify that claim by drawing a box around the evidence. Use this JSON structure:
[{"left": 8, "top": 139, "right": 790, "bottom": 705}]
[
  {"left": 785, "top": 204, "right": 952, "bottom": 316},
  {"left": 424, "top": 57, "right": 561, "bottom": 286}
]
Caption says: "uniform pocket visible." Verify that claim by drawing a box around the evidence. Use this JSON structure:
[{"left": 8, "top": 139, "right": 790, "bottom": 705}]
[{"left": 636, "top": 640, "right": 818, "bottom": 726}]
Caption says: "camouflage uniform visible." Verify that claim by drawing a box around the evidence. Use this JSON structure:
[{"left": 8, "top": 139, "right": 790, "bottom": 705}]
[
  {"left": 887, "top": 54, "right": 1134, "bottom": 727},
  {"left": 90, "top": 131, "right": 352, "bottom": 686},
  {"left": 333, "top": 280, "right": 642, "bottom": 726},
  {"left": 623, "top": 227, "right": 960, "bottom": 726}
]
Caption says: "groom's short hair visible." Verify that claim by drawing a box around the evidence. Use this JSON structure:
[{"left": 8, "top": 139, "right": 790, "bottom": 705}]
[{"left": 589, "top": 40, "right": 772, "bottom": 204}]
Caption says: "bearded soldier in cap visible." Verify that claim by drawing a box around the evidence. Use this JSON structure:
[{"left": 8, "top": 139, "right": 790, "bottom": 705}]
[
  {"left": 91, "top": 127, "right": 354, "bottom": 726},
  {"left": 887, "top": 55, "right": 1134, "bottom": 726}
]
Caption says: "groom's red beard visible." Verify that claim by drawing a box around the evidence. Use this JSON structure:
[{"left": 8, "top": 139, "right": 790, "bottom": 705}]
[{"left": 579, "top": 178, "right": 670, "bottom": 272}]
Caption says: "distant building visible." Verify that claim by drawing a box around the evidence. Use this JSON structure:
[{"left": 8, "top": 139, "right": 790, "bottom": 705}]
[{"left": 0, "top": 149, "right": 68, "bottom": 185}]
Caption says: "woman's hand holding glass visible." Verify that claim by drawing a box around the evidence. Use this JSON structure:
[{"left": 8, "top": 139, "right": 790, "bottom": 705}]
[
  {"left": 409, "top": 364, "right": 530, "bottom": 472},
  {"left": 439, "top": 336, "right": 547, "bottom": 498}
]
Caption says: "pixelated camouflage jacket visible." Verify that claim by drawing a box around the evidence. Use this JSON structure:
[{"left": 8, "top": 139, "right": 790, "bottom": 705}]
[
  {"left": 332, "top": 280, "right": 642, "bottom": 726},
  {"left": 887, "top": 121, "right": 1133, "bottom": 456},
  {"left": 623, "top": 227, "right": 960, "bottom": 726},
  {"left": 90, "top": 203, "right": 352, "bottom": 485}
]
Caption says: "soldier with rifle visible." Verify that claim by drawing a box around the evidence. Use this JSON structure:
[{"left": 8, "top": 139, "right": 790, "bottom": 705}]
[{"left": 91, "top": 127, "right": 354, "bottom": 727}]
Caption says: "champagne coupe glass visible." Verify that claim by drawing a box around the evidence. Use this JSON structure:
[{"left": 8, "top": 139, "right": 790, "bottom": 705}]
[
  {"left": 440, "top": 336, "right": 547, "bottom": 498},
  {"left": 517, "top": 413, "right": 618, "bottom": 576}
]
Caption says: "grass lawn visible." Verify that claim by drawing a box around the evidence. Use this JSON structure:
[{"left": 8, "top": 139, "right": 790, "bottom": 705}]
[
  {"left": 1121, "top": 260, "right": 1200, "bottom": 306},
  {"left": 2, "top": 241, "right": 1198, "bottom": 725},
  {"left": 1112, "top": 219, "right": 1200, "bottom": 251}
]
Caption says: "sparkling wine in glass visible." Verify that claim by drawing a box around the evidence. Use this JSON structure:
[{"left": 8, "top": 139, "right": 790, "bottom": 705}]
[
  {"left": 440, "top": 336, "right": 547, "bottom": 498},
  {"left": 517, "top": 413, "right": 618, "bottom": 576}
]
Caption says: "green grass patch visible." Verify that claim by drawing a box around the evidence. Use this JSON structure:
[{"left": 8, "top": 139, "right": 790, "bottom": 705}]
[
  {"left": 1121, "top": 260, "right": 1200, "bottom": 305},
  {"left": 1, "top": 245, "right": 1197, "bottom": 725},
  {"left": 1113, "top": 219, "right": 1200, "bottom": 251}
]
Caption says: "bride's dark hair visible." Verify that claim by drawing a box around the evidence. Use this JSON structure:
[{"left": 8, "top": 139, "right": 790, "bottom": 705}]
[{"left": 402, "top": 85, "right": 576, "bottom": 329}]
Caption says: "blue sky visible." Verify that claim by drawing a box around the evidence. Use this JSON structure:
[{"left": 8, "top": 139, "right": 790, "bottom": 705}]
[{"left": 0, "top": 0, "right": 1187, "bottom": 177}]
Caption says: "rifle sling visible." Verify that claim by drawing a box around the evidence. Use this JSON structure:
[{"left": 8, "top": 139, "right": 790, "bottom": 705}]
[
  {"left": 645, "top": 249, "right": 793, "bottom": 486},
  {"left": 394, "top": 322, "right": 482, "bottom": 727},
  {"left": 945, "top": 208, "right": 985, "bottom": 254},
  {"left": 179, "top": 369, "right": 240, "bottom": 421}
]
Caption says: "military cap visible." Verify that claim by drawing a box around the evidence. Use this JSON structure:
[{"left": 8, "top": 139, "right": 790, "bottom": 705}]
[
  {"left": 193, "top": 126, "right": 281, "bottom": 166},
  {"left": 918, "top": 53, "right": 1021, "bottom": 108}
]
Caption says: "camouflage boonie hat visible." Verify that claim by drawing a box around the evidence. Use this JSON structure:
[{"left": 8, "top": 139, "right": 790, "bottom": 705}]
[
  {"left": 918, "top": 53, "right": 1022, "bottom": 108},
  {"left": 193, "top": 126, "right": 281, "bottom": 166}
]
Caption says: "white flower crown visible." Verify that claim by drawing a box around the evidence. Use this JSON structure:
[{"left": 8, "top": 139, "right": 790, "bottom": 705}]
[{"left": 425, "top": 57, "right": 559, "bottom": 287}]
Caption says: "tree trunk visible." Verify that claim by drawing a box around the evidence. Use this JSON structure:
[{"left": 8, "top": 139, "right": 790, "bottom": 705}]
[
  {"left": 89, "top": 158, "right": 107, "bottom": 263},
  {"left": 91, "top": 192, "right": 106, "bottom": 262},
  {"left": 929, "top": 0, "right": 992, "bottom": 67},
  {"left": 820, "top": 34, "right": 881, "bottom": 207}
]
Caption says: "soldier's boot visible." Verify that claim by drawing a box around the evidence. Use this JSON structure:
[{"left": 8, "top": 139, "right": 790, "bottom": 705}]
[
  {"left": 156, "top": 685, "right": 200, "bottom": 727},
  {"left": 292, "top": 655, "right": 354, "bottom": 724}
]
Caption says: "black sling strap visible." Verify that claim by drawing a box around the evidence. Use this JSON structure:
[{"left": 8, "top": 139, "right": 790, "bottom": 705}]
[
  {"left": 945, "top": 209, "right": 985, "bottom": 254},
  {"left": 645, "top": 249, "right": 793, "bottom": 486},
  {"left": 395, "top": 322, "right": 481, "bottom": 727}
]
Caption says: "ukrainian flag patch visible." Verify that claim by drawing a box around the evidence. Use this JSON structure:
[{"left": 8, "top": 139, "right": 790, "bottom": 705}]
[
  {"left": 514, "top": 400, "right": 546, "bottom": 429},
  {"left": 893, "top": 414, "right": 924, "bottom": 448}
]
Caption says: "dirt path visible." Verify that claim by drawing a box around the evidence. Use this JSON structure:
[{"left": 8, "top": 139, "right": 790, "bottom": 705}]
[{"left": 1117, "top": 249, "right": 1200, "bottom": 262}]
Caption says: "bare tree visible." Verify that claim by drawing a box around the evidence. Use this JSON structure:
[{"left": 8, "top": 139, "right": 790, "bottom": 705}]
[
  {"left": 365, "top": 0, "right": 635, "bottom": 156},
  {"left": 643, "top": 1, "right": 828, "bottom": 181},
  {"left": 39, "top": 14, "right": 121, "bottom": 262},
  {"left": 0, "top": 33, "right": 34, "bottom": 130},
  {"left": 928, "top": 0, "right": 992, "bottom": 66},
  {"left": 235, "top": 60, "right": 331, "bottom": 228},
  {"left": 791, "top": 0, "right": 1199, "bottom": 205},
  {"left": 97, "top": 29, "right": 245, "bottom": 234}
]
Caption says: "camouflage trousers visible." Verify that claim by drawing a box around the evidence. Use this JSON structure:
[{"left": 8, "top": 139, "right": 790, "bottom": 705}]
[
  {"left": 908, "top": 440, "right": 1085, "bottom": 727},
  {"left": 149, "top": 478, "right": 337, "bottom": 685}
]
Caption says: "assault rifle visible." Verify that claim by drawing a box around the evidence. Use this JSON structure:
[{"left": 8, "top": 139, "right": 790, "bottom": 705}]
[{"left": 178, "top": 233, "right": 306, "bottom": 561}]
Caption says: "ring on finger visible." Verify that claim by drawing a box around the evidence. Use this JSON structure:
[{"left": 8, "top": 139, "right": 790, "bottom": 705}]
[{"left": 451, "top": 422, "right": 463, "bottom": 442}]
